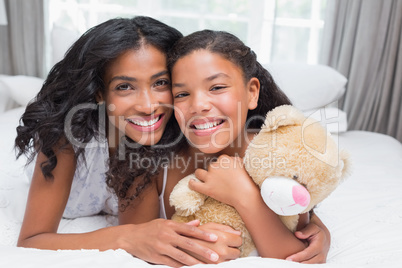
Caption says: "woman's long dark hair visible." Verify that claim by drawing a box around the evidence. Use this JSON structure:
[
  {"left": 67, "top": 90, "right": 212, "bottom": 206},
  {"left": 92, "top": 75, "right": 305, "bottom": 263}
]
[
  {"left": 15, "top": 16, "right": 183, "bottom": 196},
  {"left": 168, "top": 30, "right": 292, "bottom": 130}
]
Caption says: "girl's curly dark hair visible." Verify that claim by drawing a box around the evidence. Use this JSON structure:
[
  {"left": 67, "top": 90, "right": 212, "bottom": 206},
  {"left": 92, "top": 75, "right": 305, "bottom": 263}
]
[
  {"left": 168, "top": 30, "right": 292, "bottom": 130},
  {"left": 15, "top": 15, "right": 183, "bottom": 199}
]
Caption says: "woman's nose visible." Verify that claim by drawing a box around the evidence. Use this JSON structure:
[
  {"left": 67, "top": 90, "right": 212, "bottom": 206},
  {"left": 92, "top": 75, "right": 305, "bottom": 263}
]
[{"left": 135, "top": 89, "right": 159, "bottom": 114}]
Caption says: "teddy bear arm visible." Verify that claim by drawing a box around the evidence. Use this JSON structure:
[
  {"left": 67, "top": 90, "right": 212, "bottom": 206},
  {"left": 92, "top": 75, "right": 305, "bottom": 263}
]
[{"left": 169, "top": 175, "right": 207, "bottom": 217}]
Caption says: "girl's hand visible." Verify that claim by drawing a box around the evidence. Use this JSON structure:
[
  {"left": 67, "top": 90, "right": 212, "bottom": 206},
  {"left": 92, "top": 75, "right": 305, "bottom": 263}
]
[
  {"left": 190, "top": 155, "right": 258, "bottom": 208},
  {"left": 184, "top": 222, "right": 242, "bottom": 263},
  {"left": 122, "top": 219, "right": 221, "bottom": 267},
  {"left": 285, "top": 214, "right": 330, "bottom": 263}
]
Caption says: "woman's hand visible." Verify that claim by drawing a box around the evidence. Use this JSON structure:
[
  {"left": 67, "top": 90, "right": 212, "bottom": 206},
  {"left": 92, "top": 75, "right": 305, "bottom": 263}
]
[
  {"left": 285, "top": 213, "right": 330, "bottom": 263},
  {"left": 121, "top": 219, "right": 221, "bottom": 267},
  {"left": 185, "top": 222, "right": 242, "bottom": 264},
  {"left": 190, "top": 155, "right": 258, "bottom": 209}
]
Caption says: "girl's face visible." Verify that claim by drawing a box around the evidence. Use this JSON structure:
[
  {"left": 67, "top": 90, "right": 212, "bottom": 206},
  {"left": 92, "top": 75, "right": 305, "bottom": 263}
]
[
  {"left": 171, "top": 50, "right": 259, "bottom": 154},
  {"left": 101, "top": 45, "right": 173, "bottom": 146}
]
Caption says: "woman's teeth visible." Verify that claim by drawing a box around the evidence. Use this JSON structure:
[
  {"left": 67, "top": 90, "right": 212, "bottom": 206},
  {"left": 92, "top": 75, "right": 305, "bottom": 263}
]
[
  {"left": 193, "top": 120, "right": 223, "bottom": 130},
  {"left": 128, "top": 116, "right": 160, "bottom": 127}
]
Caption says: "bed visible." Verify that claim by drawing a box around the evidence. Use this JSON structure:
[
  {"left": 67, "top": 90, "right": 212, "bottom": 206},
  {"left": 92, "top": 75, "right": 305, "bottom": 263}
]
[{"left": 1, "top": 65, "right": 401, "bottom": 268}]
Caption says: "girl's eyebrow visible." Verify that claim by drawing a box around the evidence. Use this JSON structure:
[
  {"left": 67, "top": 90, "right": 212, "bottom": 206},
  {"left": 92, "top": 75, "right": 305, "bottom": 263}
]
[
  {"left": 206, "top": 73, "right": 229, "bottom": 81},
  {"left": 173, "top": 73, "right": 229, "bottom": 89},
  {"left": 108, "top": 70, "right": 169, "bottom": 86}
]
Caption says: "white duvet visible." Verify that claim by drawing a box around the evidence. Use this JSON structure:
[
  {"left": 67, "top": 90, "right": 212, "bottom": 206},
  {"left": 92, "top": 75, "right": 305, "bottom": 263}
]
[{"left": 1, "top": 107, "right": 402, "bottom": 268}]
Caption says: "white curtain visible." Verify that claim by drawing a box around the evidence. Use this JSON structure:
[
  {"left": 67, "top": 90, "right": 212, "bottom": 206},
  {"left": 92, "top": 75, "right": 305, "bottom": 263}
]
[
  {"left": 320, "top": 0, "right": 402, "bottom": 142},
  {"left": 0, "top": 0, "right": 45, "bottom": 77}
]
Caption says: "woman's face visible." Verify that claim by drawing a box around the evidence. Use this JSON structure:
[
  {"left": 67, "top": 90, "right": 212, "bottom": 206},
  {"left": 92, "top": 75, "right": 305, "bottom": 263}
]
[
  {"left": 101, "top": 45, "right": 173, "bottom": 146},
  {"left": 171, "top": 49, "right": 259, "bottom": 154}
]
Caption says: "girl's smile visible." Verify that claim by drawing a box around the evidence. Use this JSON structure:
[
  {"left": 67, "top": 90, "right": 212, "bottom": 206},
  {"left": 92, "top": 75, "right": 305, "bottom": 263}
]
[
  {"left": 189, "top": 117, "right": 226, "bottom": 136},
  {"left": 172, "top": 49, "right": 259, "bottom": 154}
]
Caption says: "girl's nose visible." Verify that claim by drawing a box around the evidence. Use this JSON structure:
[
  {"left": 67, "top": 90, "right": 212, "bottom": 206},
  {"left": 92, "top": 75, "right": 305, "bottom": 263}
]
[{"left": 189, "top": 92, "right": 211, "bottom": 114}]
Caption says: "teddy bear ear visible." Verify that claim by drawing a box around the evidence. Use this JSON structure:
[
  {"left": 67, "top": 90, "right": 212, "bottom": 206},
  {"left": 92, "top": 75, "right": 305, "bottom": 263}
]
[
  {"left": 338, "top": 149, "right": 352, "bottom": 180},
  {"left": 262, "top": 105, "right": 306, "bottom": 132}
]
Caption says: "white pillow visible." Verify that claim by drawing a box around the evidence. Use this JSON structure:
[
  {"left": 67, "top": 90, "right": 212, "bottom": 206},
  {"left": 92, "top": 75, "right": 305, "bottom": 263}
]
[
  {"left": 303, "top": 106, "right": 348, "bottom": 133},
  {"left": 264, "top": 63, "right": 347, "bottom": 111},
  {"left": 0, "top": 75, "right": 44, "bottom": 107}
]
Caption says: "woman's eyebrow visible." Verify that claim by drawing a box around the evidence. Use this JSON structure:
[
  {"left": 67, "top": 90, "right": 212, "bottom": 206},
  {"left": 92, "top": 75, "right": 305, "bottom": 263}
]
[
  {"left": 151, "top": 70, "right": 169, "bottom": 80},
  {"left": 108, "top": 70, "right": 169, "bottom": 86},
  {"left": 108, "top": 76, "right": 136, "bottom": 85}
]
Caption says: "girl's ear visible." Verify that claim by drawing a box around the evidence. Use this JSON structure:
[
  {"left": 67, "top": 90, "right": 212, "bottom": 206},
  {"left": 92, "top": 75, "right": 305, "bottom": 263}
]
[{"left": 247, "top": 77, "right": 260, "bottom": 110}]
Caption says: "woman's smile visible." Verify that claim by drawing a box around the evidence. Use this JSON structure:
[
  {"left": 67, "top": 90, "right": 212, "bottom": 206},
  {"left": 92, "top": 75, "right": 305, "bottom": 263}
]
[{"left": 126, "top": 113, "right": 165, "bottom": 132}]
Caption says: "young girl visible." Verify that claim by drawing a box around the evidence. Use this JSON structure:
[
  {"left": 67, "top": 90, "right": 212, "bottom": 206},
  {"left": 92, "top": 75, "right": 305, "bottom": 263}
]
[
  {"left": 109, "top": 30, "right": 330, "bottom": 263},
  {"left": 15, "top": 17, "right": 241, "bottom": 267},
  {"left": 167, "top": 29, "right": 331, "bottom": 262}
]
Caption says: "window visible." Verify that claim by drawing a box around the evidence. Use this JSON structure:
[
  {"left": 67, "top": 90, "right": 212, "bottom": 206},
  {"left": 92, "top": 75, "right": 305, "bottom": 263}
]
[{"left": 45, "top": 0, "right": 327, "bottom": 71}]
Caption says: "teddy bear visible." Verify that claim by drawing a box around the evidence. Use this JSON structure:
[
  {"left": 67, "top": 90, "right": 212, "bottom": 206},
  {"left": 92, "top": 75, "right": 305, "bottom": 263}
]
[{"left": 169, "top": 105, "right": 350, "bottom": 257}]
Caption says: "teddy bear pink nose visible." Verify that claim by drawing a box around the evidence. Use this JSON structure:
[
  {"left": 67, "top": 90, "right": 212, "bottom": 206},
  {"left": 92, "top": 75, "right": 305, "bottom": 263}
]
[{"left": 292, "top": 185, "right": 310, "bottom": 207}]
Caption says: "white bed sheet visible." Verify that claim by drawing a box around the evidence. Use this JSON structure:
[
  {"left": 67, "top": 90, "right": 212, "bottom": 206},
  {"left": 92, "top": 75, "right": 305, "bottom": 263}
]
[{"left": 1, "top": 107, "right": 401, "bottom": 268}]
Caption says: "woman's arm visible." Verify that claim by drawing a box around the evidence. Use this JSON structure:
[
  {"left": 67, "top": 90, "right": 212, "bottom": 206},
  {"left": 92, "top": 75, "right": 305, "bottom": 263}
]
[
  {"left": 190, "top": 155, "right": 307, "bottom": 259},
  {"left": 19, "top": 147, "right": 220, "bottom": 267},
  {"left": 18, "top": 147, "right": 127, "bottom": 251},
  {"left": 15, "top": 146, "right": 144, "bottom": 251},
  {"left": 117, "top": 179, "right": 227, "bottom": 267}
]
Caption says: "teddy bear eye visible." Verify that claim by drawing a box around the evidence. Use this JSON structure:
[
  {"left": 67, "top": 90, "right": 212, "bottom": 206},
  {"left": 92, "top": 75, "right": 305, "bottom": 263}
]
[{"left": 293, "top": 175, "right": 299, "bottom": 180}]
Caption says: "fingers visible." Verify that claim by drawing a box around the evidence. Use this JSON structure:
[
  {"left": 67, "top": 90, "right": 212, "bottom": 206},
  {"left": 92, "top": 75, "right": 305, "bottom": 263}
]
[
  {"left": 176, "top": 221, "right": 218, "bottom": 242},
  {"left": 202, "top": 222, "right": 242, "bottom": 235},
  {"left": 286, "top": 247, "right": 316, "bottom": 263},
  {"left": 173, "top": 236, "right": 219, "bottom": 263},
  {"left": 186, "top": 219, "right": 201, "bottom": 227},
  {"left": 295, "top": 222, "right": 320, "bottom": 240},
  {"left": 155, "top": 221, "right": 220, "bottom": 265},
  {"left": 287, "top": 251, "right": 325, "bottom": 264},
  {"left": 287, "top": 223, "right": 327, "bottom": 264},
  {"left": 198, "top": 223, "right": 243, "bottom": 248},
  {"left": 223, "top": 247, "right": 241, "bottom": 261},
  {"left": 194, "top": 169, "right": 208, "bottom": 182},
  {"left": 154, "top": 255, "right": 188, "bottom": 268}
]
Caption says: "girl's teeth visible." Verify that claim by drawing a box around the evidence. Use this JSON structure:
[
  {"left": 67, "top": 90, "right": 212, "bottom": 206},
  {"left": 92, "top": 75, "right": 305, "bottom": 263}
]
[{"left": 194, "top": 121, "right": 221, "bottom": 130}]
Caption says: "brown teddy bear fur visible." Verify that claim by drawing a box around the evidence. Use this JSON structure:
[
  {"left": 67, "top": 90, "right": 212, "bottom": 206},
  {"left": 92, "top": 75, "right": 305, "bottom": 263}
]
[{"left": 170, "top": 105, "right": 350, "bottom": 257}]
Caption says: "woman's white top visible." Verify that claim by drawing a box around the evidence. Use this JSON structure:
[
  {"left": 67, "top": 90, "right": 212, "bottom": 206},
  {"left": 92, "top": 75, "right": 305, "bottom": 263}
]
[
  {"left": 26, "top": 137, "right": 118, "bottom": 218},
  {"left": 159, "top": 165, "right": 168, "bottom": 219}
]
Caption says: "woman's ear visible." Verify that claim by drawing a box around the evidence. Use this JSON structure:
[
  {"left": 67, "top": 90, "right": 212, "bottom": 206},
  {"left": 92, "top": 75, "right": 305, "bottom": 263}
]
[
  {"left": 96, "top": 91, "right": 104, "bottom": 104},
  {"left": 247, "top": 77, "right": 260, "bottom": 110}
]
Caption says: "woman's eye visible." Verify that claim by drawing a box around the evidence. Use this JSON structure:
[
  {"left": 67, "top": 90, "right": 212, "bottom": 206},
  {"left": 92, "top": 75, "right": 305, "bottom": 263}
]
[
  {"left": 116, "top": 84, "right": 133, "bottom": 91},
  {"left": 154, "top": 79, "right": 170, "bottom": 87},
  {"left": 174, "top": 92, "right": 189, "bottom": 98}
]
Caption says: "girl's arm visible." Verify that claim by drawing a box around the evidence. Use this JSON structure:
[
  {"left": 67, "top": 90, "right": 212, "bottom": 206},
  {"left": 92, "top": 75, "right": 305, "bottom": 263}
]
[
  {"left": 285, "top": 211, "right": 331, "bottom": 263},
  {"left": 190, "top": 155, "right": 307, "bottom": 259}
]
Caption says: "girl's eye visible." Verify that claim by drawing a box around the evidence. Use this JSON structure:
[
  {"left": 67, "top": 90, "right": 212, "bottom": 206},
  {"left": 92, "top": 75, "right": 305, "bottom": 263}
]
[
  {"left": 174, "top": 92, "right": 189, "bottom": 98},
  {"left": 116, "top": 83, "right": 133, "bottom": 91},
  {"left": 154, "top": 79, "right": 170, "bottom": 87},
  {"left": 210, "top": 86, "right": 226, "bottom": 91}
]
